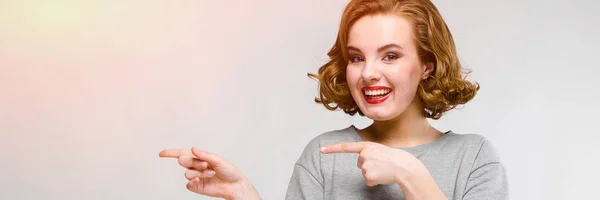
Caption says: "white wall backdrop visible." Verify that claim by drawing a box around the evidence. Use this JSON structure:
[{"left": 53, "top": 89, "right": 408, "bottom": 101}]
[{"left": 1, "top": 0, "right": 598, "bottom": 199}]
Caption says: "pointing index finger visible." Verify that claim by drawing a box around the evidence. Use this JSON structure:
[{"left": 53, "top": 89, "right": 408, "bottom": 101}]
[
  {"left": 320, "top": 142, "right": 367, "bottom": 154},
  {"left": 159, "top": 149, "right": 193, "bottom": 158}
]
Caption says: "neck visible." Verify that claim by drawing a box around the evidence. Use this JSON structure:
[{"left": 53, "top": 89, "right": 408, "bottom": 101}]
[{"left": 359, "top": 100, "right": 443, "bottom": 148}]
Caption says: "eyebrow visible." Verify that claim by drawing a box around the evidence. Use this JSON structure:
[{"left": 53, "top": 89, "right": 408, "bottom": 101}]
[{"left": 347, "top": 43, "right": 403, "bottom": 53}]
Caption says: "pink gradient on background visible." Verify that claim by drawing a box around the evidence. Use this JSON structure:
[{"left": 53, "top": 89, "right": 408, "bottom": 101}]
[
  {"left": 1, "top": 0, "right": 221, "bottom": 157},
  {"left": 4, "top": 0, "right": 599, "bottom": 199},
  {"left": 0, "top": 0, "right": 350, "bottom": 198},
  {"left": 0, "top": 0, "right": 338, "bottom": 198}
]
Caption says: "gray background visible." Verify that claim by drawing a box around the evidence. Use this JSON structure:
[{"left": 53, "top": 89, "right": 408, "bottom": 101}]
[{"left": 1, "top": 0, "right": 598, "bottom": 199}]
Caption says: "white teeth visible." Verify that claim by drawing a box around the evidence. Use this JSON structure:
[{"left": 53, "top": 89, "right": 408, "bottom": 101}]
[{"left": 364, "top": 89, "right": 391, "bottom": 96}]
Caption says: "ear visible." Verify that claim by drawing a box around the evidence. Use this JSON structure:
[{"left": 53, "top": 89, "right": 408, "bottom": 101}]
[{"left": 421, "top": 62, "right": 434, "bottom": 80}]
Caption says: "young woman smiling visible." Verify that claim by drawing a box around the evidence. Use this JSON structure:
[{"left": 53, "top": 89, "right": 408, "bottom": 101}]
[{"left": 160, "top": 0, "right": 508, "bottom": 199}]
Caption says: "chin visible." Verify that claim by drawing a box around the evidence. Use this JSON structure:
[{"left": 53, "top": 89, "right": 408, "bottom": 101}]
[{"left": 362, "top": 108, "right": 400, "bottom": 121}]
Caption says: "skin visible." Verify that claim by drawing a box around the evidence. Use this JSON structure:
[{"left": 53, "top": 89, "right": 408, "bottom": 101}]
[
  {"left": 321, "top": 14, "right": 447, "bottom": 200},
  {"left": 158, "top": 147, "right": 261, "bottom": 200},
  {"left": 345, "top": 14, "right": 442, "bottom": 149},
  {"left": 159, "top": 14, "right": 449, "bottom": 200}
]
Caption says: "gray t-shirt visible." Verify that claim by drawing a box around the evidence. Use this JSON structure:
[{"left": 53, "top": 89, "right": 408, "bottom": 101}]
[{"left": 285, "top": 125, "right": 508, "bottom": 200}]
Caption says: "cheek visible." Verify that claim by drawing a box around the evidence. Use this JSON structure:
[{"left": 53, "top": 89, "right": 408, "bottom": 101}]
[
  {"left": 346, "top": 67, "right": 364, "bottom": 102},
  {"left": 390, "top": 63, "right": 422, "bottom": 95},
  {"left": 346, "top": 67, "right": 361, "bottom": 88},
  {"left": 404, "top": 61, "right": 424, "bottom": 84}
]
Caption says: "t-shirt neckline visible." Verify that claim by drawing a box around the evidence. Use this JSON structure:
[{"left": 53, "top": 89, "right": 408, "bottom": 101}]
[{"left": 346, "top": 125, "right": 453, "bottom": 154}]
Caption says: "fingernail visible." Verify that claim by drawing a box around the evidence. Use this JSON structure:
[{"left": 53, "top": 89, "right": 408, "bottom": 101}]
[
  {"left": 320, "top": 147, "right": 327, "bottom": 153},
  {"left": 207, "top": 171, "right": 216, "bottom": 176}
]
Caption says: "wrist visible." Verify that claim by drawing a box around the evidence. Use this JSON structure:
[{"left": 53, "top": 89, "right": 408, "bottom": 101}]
[
  {"left": 394, "top": 161, "right": 426, "bottom": 187},
  {"left": 394, "top": 166, "right": 447, "bottom": 200},
  {"left": 394, "top": 168, "right": 418, "bottom": 189},
  {"left": 394, "top": 162, "right": 432, "bottom": 191},
  {"left": 230, "top": 178, "right": 261, "bottom": 200}
]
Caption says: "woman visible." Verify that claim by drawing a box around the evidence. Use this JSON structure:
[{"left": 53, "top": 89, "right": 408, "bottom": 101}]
[{"left": 159, "top": 0, "right": 508, "bottom": 199}]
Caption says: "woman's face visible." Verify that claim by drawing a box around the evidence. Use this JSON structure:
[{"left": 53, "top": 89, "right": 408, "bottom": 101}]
[{"left": 346, "top": 14, "right": 431, "bottom": 121}]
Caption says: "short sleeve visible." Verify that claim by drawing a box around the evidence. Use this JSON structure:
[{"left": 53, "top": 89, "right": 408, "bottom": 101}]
[
  {"left": 285, "top": 137, "right": 324, "bottom": 200},
  {"left": 285, "top": 163, "right": 324, "bottom": 200},
  {"left": 462, "top": 139, "right": 509, "bottom": 200}
]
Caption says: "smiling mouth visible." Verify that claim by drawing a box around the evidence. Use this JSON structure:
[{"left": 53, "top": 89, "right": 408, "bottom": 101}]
[{"left": 363, "top": 88, "right": 391, "bottom": 99}]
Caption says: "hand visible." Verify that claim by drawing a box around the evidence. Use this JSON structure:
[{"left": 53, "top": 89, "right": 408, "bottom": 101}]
[
  {"left": 320, "top": 142, "right": 426, "bottom": 187},
  {"left": 159, "top": 147, "right": 261, "bottom": 200}
]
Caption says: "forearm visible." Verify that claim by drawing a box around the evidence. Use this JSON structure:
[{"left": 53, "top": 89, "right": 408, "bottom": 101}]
[{"left": 395, "top": 170, "right": 447, "bottom": 200}]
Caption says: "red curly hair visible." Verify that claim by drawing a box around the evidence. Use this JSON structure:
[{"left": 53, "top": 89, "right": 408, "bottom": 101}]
[{"left": 308, "top": 0, "right": 479, "bottom": 120}]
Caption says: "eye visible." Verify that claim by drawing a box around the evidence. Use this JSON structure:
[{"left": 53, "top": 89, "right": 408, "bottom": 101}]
[
  {"left": 349, "top": 55, "right": 364, "bottom": 63},
  {"left": 383, "top": 53, "right": 399, "bottom": 61}
]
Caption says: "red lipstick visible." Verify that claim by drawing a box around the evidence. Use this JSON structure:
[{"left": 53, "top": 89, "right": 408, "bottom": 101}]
[{"left": 362, "top": 86, "right": 392, "bottom": 104}]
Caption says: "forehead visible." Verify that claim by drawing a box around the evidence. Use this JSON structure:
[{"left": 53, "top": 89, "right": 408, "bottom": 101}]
[{"left": 347, "top": 14, "right": 415, "bottom": 51}]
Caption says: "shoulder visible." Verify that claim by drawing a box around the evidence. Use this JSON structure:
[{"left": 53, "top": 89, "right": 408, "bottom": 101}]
[
  {"left": 311, "top": 125, "right": 361, "bottom": 146},
  {"left": 293, "top": 126, "right": 359, "bottom": 170},
  {"left": 445, "top": 131, "right": 486, "bottom": 145},
  {"left": 297, "top": 125, "right": 359, "bottom": 156},
  {"left": 451, "top": 133, "right": 508, "bottom": 199},
  {"left": 444, "top": 131, "right": 502, "bottom": 164}
]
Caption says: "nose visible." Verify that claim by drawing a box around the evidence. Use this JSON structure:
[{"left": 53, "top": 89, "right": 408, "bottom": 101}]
[{"left": 361, "top": 61, "right": 381, "bottom": 83}]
